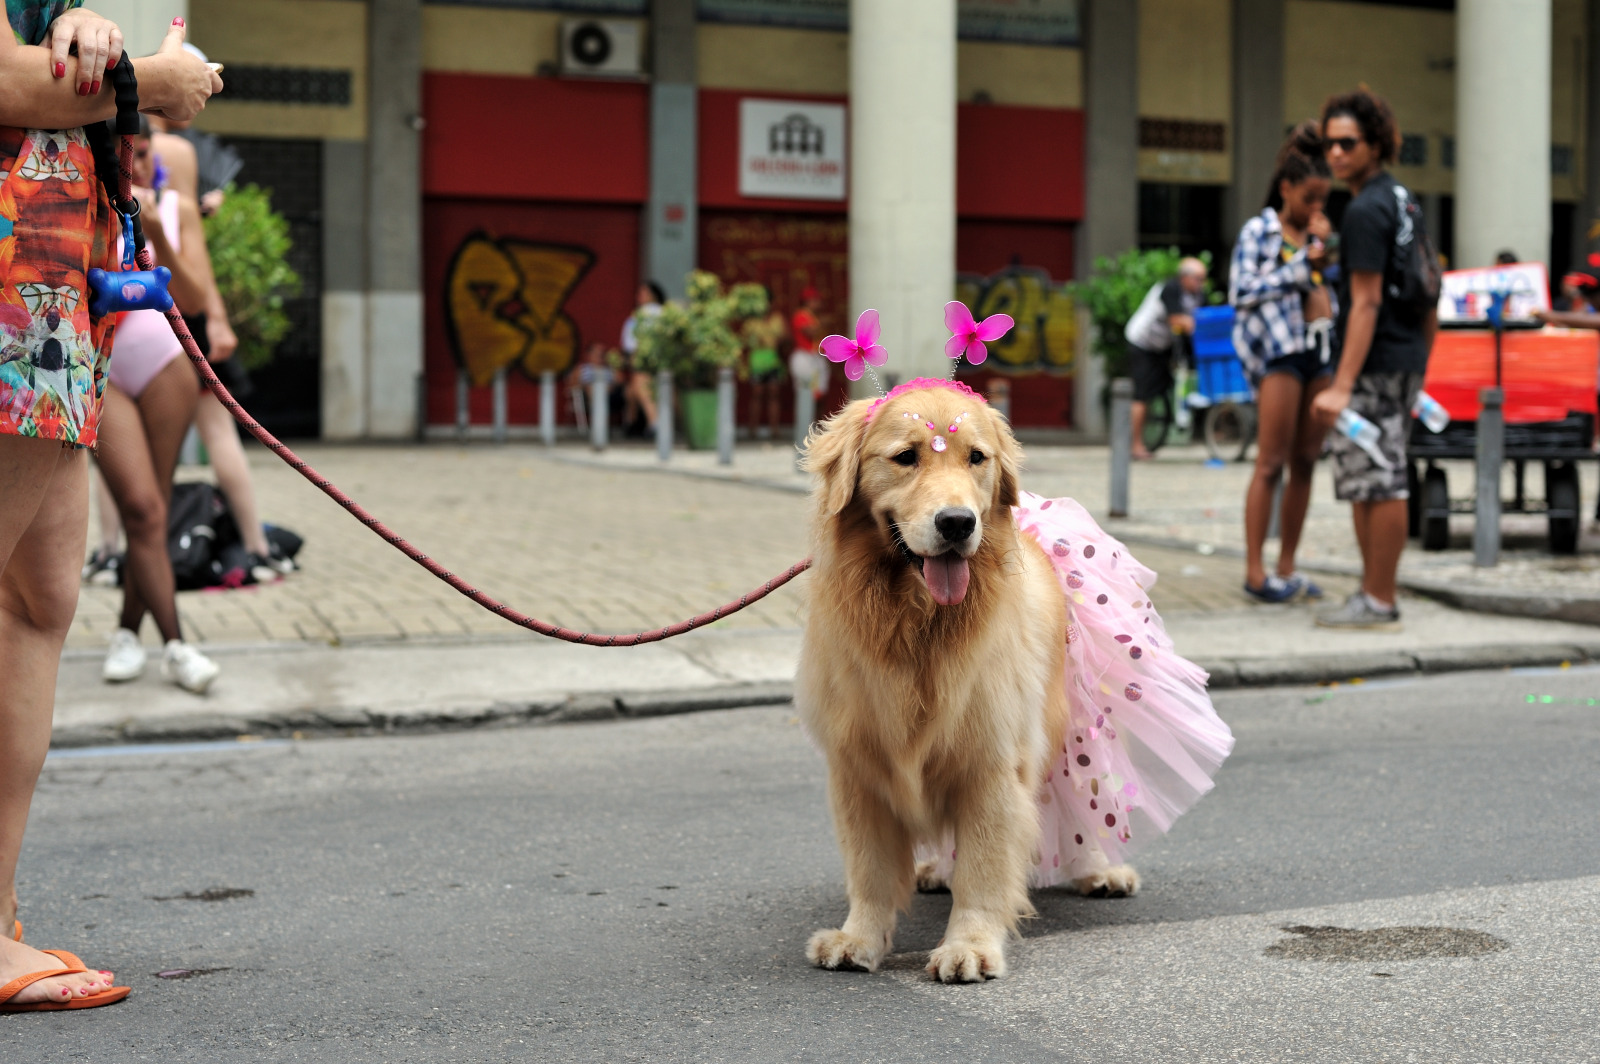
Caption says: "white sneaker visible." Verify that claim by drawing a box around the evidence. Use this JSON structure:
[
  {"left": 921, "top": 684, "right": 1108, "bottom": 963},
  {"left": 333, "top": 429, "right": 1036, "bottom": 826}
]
[
  {"left": 102, "top": 628, "right": 147, "bottom": 682},
  {"left": 161, "top": 640, "right": 220, "bottom": 694}
]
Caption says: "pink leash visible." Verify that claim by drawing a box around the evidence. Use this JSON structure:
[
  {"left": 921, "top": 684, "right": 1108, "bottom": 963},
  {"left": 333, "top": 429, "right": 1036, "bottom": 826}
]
[{"left": 114, "top": 138, "right": 812, "bottom": 647}]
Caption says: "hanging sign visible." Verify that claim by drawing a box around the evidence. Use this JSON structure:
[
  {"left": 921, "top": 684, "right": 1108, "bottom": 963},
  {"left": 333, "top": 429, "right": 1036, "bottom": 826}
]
[{"left": 738, "top": 98, "right": 847, "bottom": 201}]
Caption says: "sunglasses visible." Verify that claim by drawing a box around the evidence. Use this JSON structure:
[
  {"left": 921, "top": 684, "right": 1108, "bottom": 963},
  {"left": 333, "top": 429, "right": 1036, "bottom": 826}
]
[{"left": 1323, "top": 136, "right": 1363, "bottom": 154}]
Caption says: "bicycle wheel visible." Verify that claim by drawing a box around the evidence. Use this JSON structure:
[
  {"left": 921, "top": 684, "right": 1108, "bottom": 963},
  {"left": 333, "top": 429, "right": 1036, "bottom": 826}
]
[
  {"left": 1142, "top": 390, "right": 1173, "bottom": 454},
  {"left": 1202, "top": 401, "right": 1255, "bottom": 462}
]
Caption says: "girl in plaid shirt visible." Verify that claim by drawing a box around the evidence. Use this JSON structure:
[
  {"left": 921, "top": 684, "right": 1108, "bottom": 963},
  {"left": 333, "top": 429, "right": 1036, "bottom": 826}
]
[{"left": 1229, "top": 122, "right": 1336, "bottom": 604}]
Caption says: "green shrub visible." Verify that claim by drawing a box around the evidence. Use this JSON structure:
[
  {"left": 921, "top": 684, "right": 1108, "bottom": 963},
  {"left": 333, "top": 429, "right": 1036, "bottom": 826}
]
[
  {"left": 635, "top": 270, "right": 769, "bottom": 390},
  {"left": 202, "top": 184, "right": 302, "bottom": 371},
  {"left": 1066, "top": 247, "right": 1212, "bottom": 382}
]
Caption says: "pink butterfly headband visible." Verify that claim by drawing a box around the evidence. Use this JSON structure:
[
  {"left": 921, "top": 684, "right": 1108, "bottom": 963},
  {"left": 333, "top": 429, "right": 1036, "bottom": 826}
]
[{"left": 820, "top": 302, "right": 1015, "bottom": 398}]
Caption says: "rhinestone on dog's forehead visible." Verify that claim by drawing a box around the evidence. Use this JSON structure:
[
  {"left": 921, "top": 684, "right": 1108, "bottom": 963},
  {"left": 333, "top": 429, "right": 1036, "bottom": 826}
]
[{"left": 901, "top": 409, "right": 973, "bottom": 453}]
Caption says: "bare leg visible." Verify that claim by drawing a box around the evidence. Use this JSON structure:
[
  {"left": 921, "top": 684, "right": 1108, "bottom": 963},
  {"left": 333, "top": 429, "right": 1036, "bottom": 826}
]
[
  {"left": 807, "top": 773, "right": 913, "bottom": 974},
  {"left": 1277, "top": 375, "right": 1333, "bottom": 577},
  {"left": 90, "top": 461, "right": 121, "bottom": 554},
  {"left": 98, "top": 362, "right": 198, "bottom": 643},
  {"left": 1129, "top": 400, "right": 1151, "bottom": 459},
  {"left": 194, "top": 391, "right": 269, "bottom": 556},
  {"left": 1245, "top": 373, "right": 1302, "bottom": 588},
  {"left": 1357, "top": 498, "right": 1408, "bottom": 605},
  {"left": 0, "top": 437, "right": 120, "bottom": 1004}
]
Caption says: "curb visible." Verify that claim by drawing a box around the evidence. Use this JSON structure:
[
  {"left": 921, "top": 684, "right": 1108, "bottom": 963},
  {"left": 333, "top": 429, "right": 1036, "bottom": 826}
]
[
  {"left": 48, "top": 681, "right": 796, "bottom": 750},
  {"left": 49, "top": 643, "right": 1600, "bottom": 749},
  {"left": 1195, "top": 641, "right": 1598, "bottom": 690}
]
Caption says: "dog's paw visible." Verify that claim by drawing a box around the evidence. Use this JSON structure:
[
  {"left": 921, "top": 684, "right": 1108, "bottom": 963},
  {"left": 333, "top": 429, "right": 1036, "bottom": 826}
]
[
  {"left": 807, "top": 928, "right": 889, "bottom": 973},
  {"left": 926, "top": 937, "right": 1006, "bottom": 983},
  {"left": 1072, "top": 863, "right": 1141, "bottom": 897},
  {"left": 914, "top": 860, "right": 950, "bottom": 893}
]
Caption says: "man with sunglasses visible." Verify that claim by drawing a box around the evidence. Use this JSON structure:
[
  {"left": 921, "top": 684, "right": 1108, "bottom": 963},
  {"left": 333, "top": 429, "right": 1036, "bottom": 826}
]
[{"left": 1310, "top": 89, "right": 1436, "bottom": 631}]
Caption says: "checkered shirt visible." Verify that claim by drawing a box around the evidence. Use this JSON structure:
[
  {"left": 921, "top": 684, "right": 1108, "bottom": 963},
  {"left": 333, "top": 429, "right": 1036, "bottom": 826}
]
[{"left": 1229, "top": 209, "right": 1316, "bottom": 371}]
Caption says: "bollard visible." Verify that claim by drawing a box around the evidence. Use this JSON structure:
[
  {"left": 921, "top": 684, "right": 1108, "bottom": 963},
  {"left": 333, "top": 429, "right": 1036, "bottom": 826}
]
[
  {"left": 590, "top": 367, "right": 610, "bottom": 451},
  {"left": 793, "top": 379, "right": 816, "bottom": 470},
  {"left": 717, "top": 366, "right": 736, "bottom": 466},
  {"left": 455, "top": 367, "right": 470, "bottom": 440},
  {"left": 539, "top": 371, "right": 556, "bottom": 446},
  {"left": 987, "top": 378, "right": 1011, "bottom": 423},
  {"left": 656, "top": 369, "right": 674, "bottom": 462},
  {"left": 491, "top": 367, "right": 508, "bottom": 444},
  {"left": 1474, "top": 386, "right": 1504, "bottom": 567},
  {"left": 1109, "top": 377, "right": 1133, "bottom": 518},
  {"left": 179, "top": 424, "right": 203, "bottom": 466}
]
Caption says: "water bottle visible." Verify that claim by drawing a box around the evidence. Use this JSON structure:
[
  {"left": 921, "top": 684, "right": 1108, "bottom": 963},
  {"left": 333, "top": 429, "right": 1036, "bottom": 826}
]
[
  {"left": 1335, "top": 408, "right": 1392, "bottom": 470},
  {"left": 1412, "top": 390, "right": 1449, "bottom": 433}
]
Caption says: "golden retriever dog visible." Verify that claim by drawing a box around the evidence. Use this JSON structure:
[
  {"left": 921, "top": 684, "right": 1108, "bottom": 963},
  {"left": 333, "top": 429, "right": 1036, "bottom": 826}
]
[{"left": 796, "top": 381, "right": 1139, "bottom": 984}]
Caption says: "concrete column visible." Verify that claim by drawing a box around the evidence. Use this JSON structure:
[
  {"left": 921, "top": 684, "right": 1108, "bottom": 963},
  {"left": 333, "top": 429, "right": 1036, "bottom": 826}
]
[
  {"left": 321, "top": 140, "right": 369, "bottom": 439},
  {"left": 646, "top": 0, "right": 698, "bottom": 299},
  {"left": 1580, "top": 0, "right": 1600, "bottom": 268},
  {"left": 366, "top": 0, "right": 424, "bottom": 438},
  {"left": 849, "top": 0, "right": 956, "bottom": 386},
  {"left": 1075, "top": 0, "right": 1139, "bottom": 434},
  {"left": 1456, "top": 0, "right": 1551, "bottom": 268},
  {"left": 93, "top": 0, "right": 188, "bottom": 57},
  {"left": 1229, "top": 0, "right": 1284, "bottom": 237}
]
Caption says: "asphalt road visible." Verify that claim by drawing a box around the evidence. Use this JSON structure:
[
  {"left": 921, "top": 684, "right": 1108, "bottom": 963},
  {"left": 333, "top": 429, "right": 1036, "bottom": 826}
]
[{"left": 9, "top": 666, "right": 1600, "bottom": 1063}]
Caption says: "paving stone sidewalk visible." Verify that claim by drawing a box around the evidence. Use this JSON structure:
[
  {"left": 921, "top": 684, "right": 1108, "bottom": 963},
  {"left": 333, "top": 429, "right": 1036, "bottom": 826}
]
[{"left": 58, "top": 437, "right": 1600, "bottom": 744}]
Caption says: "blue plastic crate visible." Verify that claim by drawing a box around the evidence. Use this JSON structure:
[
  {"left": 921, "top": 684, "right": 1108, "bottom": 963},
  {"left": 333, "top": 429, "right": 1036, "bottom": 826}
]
[{"left": 1190, "top": 305, "right": 1251, "bottom": 402}]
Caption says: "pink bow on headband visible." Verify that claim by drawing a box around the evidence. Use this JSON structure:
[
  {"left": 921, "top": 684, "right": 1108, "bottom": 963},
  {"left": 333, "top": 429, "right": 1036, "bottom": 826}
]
[
  {"left": 943, "top": 301, "right": 1014, "bottom": 367},
  {"left": 820, "top": 309, "right": 888, "bottom": 382}
]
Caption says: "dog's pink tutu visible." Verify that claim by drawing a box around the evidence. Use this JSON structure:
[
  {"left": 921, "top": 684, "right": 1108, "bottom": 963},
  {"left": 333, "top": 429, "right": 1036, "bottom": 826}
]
[
  {"left": 915, "top": 492, "right": 1233, "bottom": 888},
  {"left": 1020, "top": 492, "right": 1232, "bottom": 885}
]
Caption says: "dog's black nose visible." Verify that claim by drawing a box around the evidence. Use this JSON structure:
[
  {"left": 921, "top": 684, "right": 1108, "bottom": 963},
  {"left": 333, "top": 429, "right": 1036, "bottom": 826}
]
[{"left": 934, "top": 507, "right": 977, "bottom": 545}]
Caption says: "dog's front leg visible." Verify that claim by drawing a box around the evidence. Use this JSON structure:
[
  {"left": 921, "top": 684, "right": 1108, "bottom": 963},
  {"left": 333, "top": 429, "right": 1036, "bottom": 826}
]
[
  {"left": 927, "top": 774, "right": 1035, "bottom": 983},
  {"left": 807, "top": 773, "right": 912, "bottom": 973}
]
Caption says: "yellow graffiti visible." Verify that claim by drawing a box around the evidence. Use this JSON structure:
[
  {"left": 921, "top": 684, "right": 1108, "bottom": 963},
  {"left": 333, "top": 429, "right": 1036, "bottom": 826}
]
[
  {"left": 954, "top": 267, "right": 1075, "bottom": 374},
  {"left": 445, "top": 234, "right": 593, "bottom": 386}
]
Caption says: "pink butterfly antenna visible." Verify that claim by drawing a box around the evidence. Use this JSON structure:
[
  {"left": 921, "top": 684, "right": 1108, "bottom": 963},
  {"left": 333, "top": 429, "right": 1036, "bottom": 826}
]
[
  {"left": 943, "top": 300, "right": 1015, "bottom": 378},
  {"left": 820, "top": 308, "right": 890, "bottom": 397}
]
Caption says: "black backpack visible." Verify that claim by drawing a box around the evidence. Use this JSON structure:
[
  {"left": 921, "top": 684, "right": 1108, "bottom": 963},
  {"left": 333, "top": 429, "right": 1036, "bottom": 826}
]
[
  {"left": 1385, "top": 182, "right": 1442, "bottom": 317},
  {"left": 167, "top": 482, "right": 237, "bottom": 590}
]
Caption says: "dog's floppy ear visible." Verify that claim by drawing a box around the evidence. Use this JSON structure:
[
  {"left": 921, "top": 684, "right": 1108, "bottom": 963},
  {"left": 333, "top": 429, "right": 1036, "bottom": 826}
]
[
  {"left": 987, "top": 403, "right": 1024, "bottom": 509},
  {"left": 803, "top": 399, "right": 872, "bottom": 516}
]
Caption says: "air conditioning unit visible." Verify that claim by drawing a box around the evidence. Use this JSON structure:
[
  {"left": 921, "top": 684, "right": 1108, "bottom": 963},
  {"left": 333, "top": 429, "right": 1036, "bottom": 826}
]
[{"left": 560, "top": 19, "right": 643, "bottom": 78}]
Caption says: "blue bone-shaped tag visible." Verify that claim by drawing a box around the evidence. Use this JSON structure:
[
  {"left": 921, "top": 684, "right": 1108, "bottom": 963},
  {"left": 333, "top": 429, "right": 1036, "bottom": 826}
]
[
  {"left": 88, "top": 265, "right": 173, "bottom": 318},
  {"left": 88, "top": 208, "right": 173, "bottom": 319}
]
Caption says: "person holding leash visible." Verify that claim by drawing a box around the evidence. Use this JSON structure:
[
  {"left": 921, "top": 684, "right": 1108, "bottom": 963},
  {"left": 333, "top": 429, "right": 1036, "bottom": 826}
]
[
  {"left": 1230, "top": 121, "right": 1336, "bottom": 604},
  {"left": 0, "top": 9, "right": 219, "bottom": 1011}
]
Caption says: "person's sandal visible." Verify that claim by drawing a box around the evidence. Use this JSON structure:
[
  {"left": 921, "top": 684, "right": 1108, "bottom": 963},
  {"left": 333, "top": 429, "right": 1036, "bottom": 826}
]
[
  {"left": 1243, "top": 574, "right": 1302, "bottom": 604},
  {"left": 11, "top": 920, "right": 19, "bottom": 942},
  {"left": 0, "top": 949, "right": 131, "bottom": 1012}
]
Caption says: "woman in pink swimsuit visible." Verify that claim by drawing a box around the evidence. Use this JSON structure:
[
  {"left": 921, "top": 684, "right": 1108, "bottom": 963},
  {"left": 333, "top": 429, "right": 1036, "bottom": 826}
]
[{"left": 95, "top": 120, "right": 219, "bottom": 693}]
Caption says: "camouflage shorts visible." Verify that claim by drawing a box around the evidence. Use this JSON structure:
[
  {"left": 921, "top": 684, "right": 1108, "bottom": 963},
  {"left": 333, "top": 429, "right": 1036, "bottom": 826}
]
[{"left": 1329, "top": 372, "right": 1424, "bottom": 502}]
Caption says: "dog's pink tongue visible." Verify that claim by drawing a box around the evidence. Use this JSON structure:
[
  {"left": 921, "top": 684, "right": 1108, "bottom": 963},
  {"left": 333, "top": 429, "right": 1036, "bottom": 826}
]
[{"left": 922, "top": 553, "right": 971, "bottom": 606}]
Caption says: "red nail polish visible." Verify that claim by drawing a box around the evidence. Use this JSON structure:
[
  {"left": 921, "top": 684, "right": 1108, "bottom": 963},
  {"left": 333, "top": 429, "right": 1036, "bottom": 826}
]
[
  {"left": 173, "top": 16, "right": 185, "bottom": 26},
  {"left": 78, "top": 83, "right": 88, "bottom": 96},
  {"left": 91, "top": 80, "right": 101, "bottom": 95},
  {"left": 54, "top": 62, "right": 65, "bottom": 78}
]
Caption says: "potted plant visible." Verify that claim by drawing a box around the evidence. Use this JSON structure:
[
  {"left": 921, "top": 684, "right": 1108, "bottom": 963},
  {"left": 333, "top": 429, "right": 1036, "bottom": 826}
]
[
  {"left": 202, "top": 184, "right": 302, "bottom": 370},
  {"left": 636, "top": 270, "right": 768, "bottom": 450}
]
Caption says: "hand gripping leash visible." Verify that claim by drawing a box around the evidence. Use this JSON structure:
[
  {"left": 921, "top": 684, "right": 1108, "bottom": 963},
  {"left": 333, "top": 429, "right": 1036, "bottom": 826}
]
[{"left": 98, "top": 68, "right": 810, "bottom": 647}]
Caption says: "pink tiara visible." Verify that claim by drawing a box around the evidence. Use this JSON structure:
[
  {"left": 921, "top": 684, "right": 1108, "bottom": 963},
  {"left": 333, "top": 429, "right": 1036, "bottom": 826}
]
[{"left": 865, "top": 377, "right": 987, "bottom": 420}]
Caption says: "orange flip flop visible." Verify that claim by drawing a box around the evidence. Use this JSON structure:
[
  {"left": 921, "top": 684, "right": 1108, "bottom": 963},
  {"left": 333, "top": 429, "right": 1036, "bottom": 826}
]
[
  {"left": 0, "top": 949, "right": 130, "bottom": 1012},
  {"left": 10, "top": 920, "right": 19, "bottom": 942}
]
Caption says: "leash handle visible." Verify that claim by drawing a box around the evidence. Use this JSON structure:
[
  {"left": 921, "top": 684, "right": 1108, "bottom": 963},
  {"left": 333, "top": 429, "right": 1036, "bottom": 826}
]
[{"left": 107, "top": 53, "right": 140, "bottom": 136}]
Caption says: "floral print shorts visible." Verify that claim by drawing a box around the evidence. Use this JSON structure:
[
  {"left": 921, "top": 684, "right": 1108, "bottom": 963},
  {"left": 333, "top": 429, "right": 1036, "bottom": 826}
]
[{"left": 0, "top": 125, "right": 118, "bottom": 447}]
